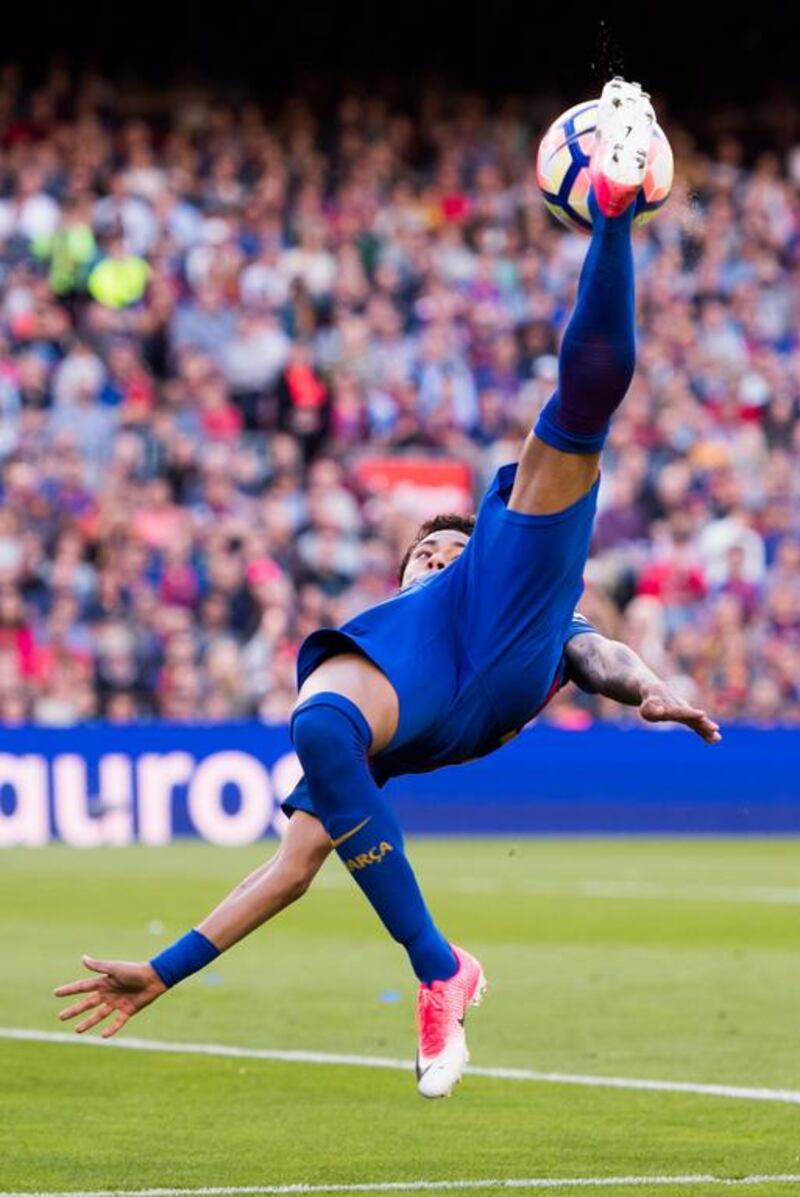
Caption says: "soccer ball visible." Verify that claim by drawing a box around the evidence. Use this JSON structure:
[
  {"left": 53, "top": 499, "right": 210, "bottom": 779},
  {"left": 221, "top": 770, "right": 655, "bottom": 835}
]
[{"left": 536, "top": 99, "right": 674, "bottom": 233}]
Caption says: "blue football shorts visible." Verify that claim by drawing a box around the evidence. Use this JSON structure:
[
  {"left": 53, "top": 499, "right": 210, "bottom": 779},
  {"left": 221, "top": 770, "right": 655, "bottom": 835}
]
[{"left": 285, "top": 462, "right": 599, "bottom": 815}]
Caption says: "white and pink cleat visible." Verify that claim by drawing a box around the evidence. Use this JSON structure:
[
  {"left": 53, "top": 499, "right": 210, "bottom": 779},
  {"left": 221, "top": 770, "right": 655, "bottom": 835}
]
[
  {"left": 415, "top": 944, "right": 487, "bottom": 1098},
  {"left": 590, "top": 76, "right": 656, "bottom": 218}
]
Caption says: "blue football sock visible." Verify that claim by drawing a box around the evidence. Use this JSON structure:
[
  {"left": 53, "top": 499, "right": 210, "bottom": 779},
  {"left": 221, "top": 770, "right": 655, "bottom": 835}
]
[
  {"left": 535, "top": 192, "right": 636, "bottom": 455},
  {"left": 291, "top": 692, "right": 458, "bottom": 984}
]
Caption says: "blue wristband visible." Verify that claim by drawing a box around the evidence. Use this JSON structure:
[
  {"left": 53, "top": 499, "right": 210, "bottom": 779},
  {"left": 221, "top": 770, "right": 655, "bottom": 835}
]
[{"left": 150, "top": 929, "right": 220, "bottom": 989}]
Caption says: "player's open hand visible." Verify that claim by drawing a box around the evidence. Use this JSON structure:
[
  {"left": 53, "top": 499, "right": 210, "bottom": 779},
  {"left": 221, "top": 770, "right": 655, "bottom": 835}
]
[
  {"left": 639, "top": 688, "right": 722, "bottom": 744},
  {"left": 54, "top": 956, "right": 167, "bottom": 1039}
]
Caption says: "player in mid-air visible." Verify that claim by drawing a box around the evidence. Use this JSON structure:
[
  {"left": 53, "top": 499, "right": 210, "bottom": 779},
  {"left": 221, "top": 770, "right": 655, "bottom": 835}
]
[{"left": 55, "top": 79, "right": 720, "bottom": 1098}]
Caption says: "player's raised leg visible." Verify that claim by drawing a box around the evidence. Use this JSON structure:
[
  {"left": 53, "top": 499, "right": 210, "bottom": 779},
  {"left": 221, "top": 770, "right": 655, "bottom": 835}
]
[{"left": 510, "top": 77, "right": 654, "bottom": 517}]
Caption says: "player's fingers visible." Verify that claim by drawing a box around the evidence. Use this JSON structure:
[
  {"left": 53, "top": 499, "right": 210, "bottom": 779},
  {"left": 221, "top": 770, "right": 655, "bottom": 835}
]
[
  {"left": 662, "top": 703, "right": 707, "bottom": 724},
  {"left": 691, "top": 711, "right": 718, "bottom": 731},
  {"left": 75, "top": 1004, "right": 113, "bottom": 1034},
  {"left": 695, "top": 720, "right": 721, "bottom": 744},
  {"left": 58, "top": 993, "right": 103, "bottom": 1021},
  {"left": 53, "top": 977, "right": 101, "bottom": 997},
  {"left": 101, "top": 1011, "right": 130, "bottom": 1039},
  {"left": 81, "top": 954, "right": 114, "bottom": 975}
]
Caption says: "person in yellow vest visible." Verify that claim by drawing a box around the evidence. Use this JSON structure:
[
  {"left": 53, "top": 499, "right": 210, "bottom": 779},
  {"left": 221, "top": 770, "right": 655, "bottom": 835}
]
[
  {"left": 33, "top": 195, "right": 98, "bottom": 298},
  {"left": 87, "top": 233, "right": 149, "bottom": 309}
]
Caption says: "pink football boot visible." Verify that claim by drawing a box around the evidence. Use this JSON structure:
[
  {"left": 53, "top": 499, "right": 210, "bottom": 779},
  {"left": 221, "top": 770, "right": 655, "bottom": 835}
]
[
  {"left": 415, "top": 944, "right": 487, "bottom": 1098},
  {"left": 590, "top": 76, "right": 656, "bottom": 218}
]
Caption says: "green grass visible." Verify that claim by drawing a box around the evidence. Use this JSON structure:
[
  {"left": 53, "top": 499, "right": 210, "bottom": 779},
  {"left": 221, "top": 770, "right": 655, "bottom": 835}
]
[{"left": 2, "top": 839, "right": 800, "bottom": 1196}]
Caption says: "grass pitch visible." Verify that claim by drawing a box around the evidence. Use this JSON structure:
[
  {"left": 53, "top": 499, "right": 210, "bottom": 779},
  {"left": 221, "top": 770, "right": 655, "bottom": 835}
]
[{"left": 2, "top": 838, "right": 800, "bottom": 1196}]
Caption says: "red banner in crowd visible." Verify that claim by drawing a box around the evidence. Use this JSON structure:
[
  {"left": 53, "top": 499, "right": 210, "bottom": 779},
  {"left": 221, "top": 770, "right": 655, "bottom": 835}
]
[{"left": 354, "top": 457, "right": 473, "bottom": 518}]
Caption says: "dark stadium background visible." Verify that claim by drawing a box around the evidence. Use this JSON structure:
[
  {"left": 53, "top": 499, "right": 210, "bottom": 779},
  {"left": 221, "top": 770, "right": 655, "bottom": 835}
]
[{"left": 6, "top": 6, "right": 800, "bottom": 120}]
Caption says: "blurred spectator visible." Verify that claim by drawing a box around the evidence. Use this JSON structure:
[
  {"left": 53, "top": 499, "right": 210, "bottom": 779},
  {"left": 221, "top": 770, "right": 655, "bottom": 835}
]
[
  {"left": 0, "top": 69, "right": 795, "bottom": 726},
  {"left": 87, "top": 234, "right": 150, "bottom": 310}
]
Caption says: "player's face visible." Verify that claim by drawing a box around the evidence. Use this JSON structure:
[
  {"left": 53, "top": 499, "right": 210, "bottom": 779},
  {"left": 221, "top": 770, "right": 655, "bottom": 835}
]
[{"left": 401, "top": 530, "right": 470, "bottom": 589}]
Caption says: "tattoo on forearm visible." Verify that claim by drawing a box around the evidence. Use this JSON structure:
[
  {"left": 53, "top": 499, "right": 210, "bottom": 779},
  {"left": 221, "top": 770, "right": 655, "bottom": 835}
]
[{"left": 567, "top": 636, "right": 661, "bottom": 705}]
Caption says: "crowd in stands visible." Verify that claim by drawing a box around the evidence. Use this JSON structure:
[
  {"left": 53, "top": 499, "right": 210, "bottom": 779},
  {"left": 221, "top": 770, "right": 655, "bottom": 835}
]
[{"left": 0, "top": 65, "right": 797, "bottom": 727}]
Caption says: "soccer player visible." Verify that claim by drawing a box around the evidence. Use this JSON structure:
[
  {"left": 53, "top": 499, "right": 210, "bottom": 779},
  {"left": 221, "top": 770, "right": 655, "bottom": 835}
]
[{"left": 54, "top": 79, "right": 720, "bottom": 1098}]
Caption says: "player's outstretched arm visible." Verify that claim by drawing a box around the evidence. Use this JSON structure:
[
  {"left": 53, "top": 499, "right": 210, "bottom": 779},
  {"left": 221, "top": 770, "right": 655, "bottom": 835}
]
[
  {"left": 53, "top": 811, "right": 331, "bottom": 1038},
  {"left": 565, "top": 632, "right": 722, "bottom": 745}
]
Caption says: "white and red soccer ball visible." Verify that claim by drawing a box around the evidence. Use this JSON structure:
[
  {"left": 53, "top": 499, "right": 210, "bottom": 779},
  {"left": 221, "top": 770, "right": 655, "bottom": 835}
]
[{"left": 536, "top": 98, "right": 674, "bottom": 233}]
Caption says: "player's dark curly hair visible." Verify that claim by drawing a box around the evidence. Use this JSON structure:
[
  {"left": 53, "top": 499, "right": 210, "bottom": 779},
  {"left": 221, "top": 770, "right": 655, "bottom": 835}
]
[{"left": 398, "top": 513, "right": 476, "bottom": 584}]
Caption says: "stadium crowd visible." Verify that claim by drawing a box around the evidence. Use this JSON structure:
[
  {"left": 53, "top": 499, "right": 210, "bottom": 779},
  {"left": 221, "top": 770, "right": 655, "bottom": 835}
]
[{"left": 0, "top": 66, "right": 797, "bottom": 727}]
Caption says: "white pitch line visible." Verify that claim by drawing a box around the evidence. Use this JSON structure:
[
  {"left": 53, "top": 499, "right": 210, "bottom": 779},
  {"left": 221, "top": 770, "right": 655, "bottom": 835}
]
[
  {"left": 444, "top": 879, "right": 800, "bottom": 906},
  {"left": 313, "top": 874, "right": 800, "bottom": 906},
  {"left": 4, "top": 1174, "right": 800, "bottom": 1196},
  {"left": 574, "top": 880, "right": 800, "bottom": 906},
  {"left": 3, "top": 1027, "right": 800, "bottom": 1107}
]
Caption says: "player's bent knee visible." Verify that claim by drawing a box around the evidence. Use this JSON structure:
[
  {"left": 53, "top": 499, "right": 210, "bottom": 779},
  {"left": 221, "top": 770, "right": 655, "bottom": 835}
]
[
  {"left": 290, "top": 701, "right": 331, "bottom": 761},
  {"left": 291, "top": 692, "right": 373, "bottom": 775}
]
